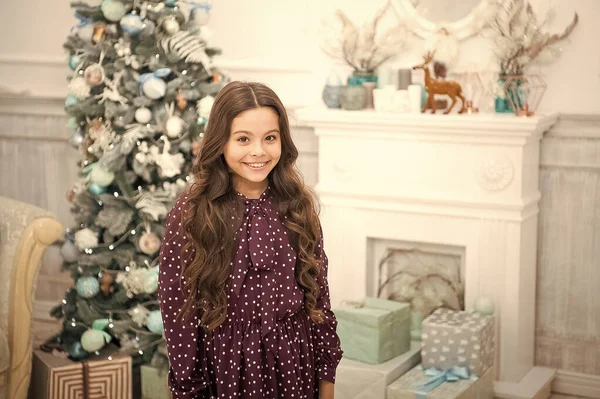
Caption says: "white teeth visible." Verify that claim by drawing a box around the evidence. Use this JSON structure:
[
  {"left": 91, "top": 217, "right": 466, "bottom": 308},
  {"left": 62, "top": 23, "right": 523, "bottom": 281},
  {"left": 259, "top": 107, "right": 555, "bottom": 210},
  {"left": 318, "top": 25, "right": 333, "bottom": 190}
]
[{"left": 246, "top": 162, "right": 266, "bottom": 168}]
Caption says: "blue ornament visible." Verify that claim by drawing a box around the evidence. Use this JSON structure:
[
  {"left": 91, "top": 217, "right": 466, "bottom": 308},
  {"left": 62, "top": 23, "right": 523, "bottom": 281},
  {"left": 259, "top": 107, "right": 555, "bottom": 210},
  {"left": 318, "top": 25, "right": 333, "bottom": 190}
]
[
  {"left": 66, "top": 117, "right": 79, "bottom": 130},
  {"left": 68, "top": 55, "right": 83, "bottom": 71},
  {"left": 165, "top": 0, "right": 177, "bottom": 7},
  {"left": 88, "top": 183, "right": 107, "bottom": 195},
  {"left": 146, "top": 310, "right": 164, "bottom": 334},
  {"left": 120, "top": 13, "right": 143, "bottom": 35},
  {"left": 65, "top": 94, "right": 79, "bottom": 107},
  {"left": 76, "top": 276, "right": 100, "bottom": 298},
  {"left": 69, "top": 341, "right": 89, "bottom": 360},
  {"left": 60, "top": 240, "right": 80, "bottom": 263}
]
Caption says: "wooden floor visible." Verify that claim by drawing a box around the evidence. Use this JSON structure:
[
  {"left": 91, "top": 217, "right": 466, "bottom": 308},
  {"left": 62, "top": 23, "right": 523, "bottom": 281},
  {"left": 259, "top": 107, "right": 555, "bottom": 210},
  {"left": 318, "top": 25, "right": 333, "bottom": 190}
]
[{"left": 30, "top": 318, "right": 596, "bottom": 399}]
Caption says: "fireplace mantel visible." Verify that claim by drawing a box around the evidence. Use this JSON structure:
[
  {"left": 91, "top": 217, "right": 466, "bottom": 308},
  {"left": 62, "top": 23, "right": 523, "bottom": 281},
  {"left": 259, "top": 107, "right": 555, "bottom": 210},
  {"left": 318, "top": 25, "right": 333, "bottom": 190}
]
[{"left": 296, "top": 108, "right": 559, "bottom": 399}]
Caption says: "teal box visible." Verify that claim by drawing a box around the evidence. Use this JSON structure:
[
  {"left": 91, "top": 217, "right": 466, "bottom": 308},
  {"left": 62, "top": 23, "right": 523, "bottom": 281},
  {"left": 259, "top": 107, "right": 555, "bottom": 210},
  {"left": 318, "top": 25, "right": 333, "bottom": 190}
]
[{"left": 334, "top": 297, "right": 411, "bottom": 364}]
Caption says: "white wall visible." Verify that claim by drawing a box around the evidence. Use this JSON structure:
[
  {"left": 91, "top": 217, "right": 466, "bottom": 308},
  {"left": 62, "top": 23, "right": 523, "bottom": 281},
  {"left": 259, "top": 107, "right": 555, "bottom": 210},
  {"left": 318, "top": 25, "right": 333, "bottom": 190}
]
[{"left": 0, "top": 0, "right": 598, "bottom": 112}]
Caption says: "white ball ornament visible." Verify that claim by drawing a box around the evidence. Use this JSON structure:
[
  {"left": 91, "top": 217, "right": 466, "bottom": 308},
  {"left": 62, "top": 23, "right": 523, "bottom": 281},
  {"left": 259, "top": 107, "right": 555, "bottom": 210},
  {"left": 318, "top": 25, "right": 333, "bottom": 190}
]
[
  {"left": 100, "top": 0, "right": 127, "bottom": 22},
  {"left": 165, "top": 115, "right": 185, "bottom": 138},
  {"left": 135, "top": 107, "right": 152, "bottom": 124},
  {"left": 74, "top": 228, "right": 98, "bottom": 251},
  {"left": 162, "top": 18, "right": 180, "bottom": 35},
  {"left": 90, "top": 166, "right": 115, "bottom": 186},
  {"left": 142, "top": 77, "right": 166, "bottom": 100},
  {"left": 68, "top": 77, "right": 91, "bottom": 99}
]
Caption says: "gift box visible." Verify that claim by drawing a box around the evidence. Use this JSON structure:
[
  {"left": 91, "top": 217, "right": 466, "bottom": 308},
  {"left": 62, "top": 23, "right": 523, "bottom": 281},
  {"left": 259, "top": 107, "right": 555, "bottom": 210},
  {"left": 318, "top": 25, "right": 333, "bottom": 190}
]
[
  {"left": 335, "top": 341, "right": 421, "bottom": 399},
  {"left": 334, "top": 297, "right": 411, "bottom": 364},
  {"left": 421, "top": 308, "right": 494, "bottom": 376},
  {"left": 387, "top": 364, "right": 494, "bottom": 399},
  {"left": 141, "top": 364, "right": 171, "bottom": 399},
  {"left": 29, "top": 345, "right": 132, "bottom": 399}
]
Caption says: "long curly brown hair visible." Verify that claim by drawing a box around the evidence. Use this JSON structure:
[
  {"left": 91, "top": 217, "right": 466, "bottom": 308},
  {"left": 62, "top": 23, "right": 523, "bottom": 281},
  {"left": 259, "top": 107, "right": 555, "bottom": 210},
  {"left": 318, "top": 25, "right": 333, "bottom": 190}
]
[{"left": 179, "top": 81, "right": 324, "bottom": 330}]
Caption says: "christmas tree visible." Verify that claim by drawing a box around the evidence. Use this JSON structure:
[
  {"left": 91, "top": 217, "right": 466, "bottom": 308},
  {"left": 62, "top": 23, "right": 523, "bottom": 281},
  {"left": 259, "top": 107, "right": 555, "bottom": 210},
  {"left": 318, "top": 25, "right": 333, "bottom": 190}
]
[{"left": 48, "top": 0, "right": 226, "bottom": 366}]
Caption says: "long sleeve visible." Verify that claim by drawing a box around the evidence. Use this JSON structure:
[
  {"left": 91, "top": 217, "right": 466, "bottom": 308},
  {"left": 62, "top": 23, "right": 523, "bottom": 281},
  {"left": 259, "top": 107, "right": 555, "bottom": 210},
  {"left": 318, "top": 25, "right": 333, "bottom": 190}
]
[
  {"left": 312, "top": 230, "right": 343, "bottom": 383},
  {"left": 158, "top": 194, "right": 208, "bottom": 398}
]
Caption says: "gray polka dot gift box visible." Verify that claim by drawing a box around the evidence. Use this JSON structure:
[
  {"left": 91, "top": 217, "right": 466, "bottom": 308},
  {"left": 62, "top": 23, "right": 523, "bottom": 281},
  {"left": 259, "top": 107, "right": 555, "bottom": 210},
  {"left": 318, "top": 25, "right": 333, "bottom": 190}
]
[
  {"left": 333, "top": 297, "right": 411, "bottom": 364},
  {"left": 421, "top": 308, "right": 495, "bottom": 377}
]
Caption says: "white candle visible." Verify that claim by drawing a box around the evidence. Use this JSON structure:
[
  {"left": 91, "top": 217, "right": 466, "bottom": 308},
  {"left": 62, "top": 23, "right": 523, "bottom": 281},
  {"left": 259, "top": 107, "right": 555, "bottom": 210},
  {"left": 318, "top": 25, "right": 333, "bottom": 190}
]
[{"left": 408, "top": 84, "right": 422, "bottom": 113}]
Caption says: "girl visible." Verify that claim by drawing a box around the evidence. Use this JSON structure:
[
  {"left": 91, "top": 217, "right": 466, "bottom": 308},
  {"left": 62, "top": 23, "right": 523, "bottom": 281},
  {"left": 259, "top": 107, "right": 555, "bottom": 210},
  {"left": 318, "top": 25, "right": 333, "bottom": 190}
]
[{"left": 158, "top": 81, "right": 342, "bottom": 398}]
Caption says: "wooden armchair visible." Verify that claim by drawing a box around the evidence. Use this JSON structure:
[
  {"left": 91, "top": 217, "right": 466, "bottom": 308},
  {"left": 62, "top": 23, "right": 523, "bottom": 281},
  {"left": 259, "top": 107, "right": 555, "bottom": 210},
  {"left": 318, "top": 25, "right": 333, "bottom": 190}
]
[{"left": 0, "top": 197, "right": 62, "bottom": 399}]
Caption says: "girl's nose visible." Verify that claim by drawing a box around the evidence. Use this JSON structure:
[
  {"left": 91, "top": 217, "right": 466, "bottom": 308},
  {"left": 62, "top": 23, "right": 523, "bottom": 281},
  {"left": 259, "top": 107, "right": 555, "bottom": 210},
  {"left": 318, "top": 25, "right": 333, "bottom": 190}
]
[{"left": 250, "top": 142, "right": 266, "bottom": 156}]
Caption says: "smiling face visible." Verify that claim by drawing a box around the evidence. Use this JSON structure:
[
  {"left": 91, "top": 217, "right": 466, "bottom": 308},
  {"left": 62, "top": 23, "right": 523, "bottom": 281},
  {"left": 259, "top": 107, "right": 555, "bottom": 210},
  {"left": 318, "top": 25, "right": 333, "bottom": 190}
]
[{"left": 223, "top": 106, "right": 281, "bottom": 198}]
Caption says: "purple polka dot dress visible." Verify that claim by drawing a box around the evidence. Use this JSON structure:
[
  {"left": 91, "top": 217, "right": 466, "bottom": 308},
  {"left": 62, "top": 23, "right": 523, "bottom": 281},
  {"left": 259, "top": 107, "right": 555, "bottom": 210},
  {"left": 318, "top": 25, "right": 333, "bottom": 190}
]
[{"left": 158, "top": 188, "right": 343, "bottom": 398}]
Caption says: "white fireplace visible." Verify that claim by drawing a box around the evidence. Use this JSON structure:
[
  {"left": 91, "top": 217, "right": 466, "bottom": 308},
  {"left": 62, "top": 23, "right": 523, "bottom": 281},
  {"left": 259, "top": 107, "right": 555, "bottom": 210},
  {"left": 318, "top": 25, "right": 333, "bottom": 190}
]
[{"left": 296, "top": 108, "right": 558, "bottom": 399}]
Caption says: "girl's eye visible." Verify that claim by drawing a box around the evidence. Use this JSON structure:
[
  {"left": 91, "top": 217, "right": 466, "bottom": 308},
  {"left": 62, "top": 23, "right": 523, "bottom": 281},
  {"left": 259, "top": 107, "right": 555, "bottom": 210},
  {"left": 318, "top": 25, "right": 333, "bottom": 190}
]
[
  {"left": 266, "top": 135, "right": 277, "bottom": 142},
  {"left": 237, "top": 137, "right": 249, "bottom": 143}
]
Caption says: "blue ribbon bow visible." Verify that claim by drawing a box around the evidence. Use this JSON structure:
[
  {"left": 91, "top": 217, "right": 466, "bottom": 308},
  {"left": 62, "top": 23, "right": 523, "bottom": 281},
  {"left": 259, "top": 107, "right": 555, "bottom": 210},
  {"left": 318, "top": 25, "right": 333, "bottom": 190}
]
[
  {"left": 136, "top": 68, "right": 172, "bottom": 85},
  {"left": 74, "top": 13, "right": 92, "bottom": 29},
  {"left": 415, "top": 366, "right": 474, "bottom": 399}
]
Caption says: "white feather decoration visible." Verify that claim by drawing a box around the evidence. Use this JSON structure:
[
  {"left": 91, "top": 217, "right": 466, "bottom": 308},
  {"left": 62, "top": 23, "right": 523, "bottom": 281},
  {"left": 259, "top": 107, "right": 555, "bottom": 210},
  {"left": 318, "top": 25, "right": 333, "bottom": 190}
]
[{"left": 158, "top": 30, "right": 212, "bottom": 73}]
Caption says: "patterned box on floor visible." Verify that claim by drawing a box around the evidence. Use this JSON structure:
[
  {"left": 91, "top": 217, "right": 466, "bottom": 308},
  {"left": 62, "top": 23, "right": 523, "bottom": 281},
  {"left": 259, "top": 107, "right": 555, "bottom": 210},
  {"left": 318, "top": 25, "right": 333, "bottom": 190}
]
[
  {"left": 421, "top": 308, "right": 494, "bottom": 376},
  {"left": 29, "top": 345, "right": 132, "bottom": 399},
  {"left": 335, "top": 342, "right": 421, "bottom": 399},
  {"left": 141, "top": 364, "right": 172, "bottom": 399},
  {"left": 334, "top": 297, "right": 411, "bottom": 364},
  {"left": 387, "top": 364, "right": 494, "bottom": 399}
]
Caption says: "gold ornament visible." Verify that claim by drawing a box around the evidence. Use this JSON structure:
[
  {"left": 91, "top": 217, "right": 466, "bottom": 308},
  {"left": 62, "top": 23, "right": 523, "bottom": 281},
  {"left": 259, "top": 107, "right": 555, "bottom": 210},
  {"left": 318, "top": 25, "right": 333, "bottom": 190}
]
[
  {"left": 92, "top": 22, "right": 106, "bottom": 44},
  {"left": 100, "top": 273, "right": 115, "bottom": 296},
  {"left": 176, "top": 90, "right": 187, "bottom": 110}
]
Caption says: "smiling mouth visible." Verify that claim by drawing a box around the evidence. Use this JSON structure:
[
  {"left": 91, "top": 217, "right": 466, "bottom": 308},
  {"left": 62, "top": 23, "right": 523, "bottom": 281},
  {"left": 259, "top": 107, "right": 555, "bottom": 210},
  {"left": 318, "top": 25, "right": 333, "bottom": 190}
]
[{"left": 243, "top": 161, "right": 270, "bottom": 170}]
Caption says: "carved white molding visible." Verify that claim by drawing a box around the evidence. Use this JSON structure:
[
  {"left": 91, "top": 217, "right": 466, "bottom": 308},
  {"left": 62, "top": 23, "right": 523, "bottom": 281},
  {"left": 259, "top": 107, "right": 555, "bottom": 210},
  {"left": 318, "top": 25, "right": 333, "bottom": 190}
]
[{"left": 475, "top": 155, "right": 515, "bottom": 192}]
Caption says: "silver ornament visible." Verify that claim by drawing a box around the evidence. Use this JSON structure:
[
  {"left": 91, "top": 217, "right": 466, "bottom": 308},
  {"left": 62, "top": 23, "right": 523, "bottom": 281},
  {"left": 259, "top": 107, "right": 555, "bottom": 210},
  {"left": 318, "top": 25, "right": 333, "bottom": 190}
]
[{"left": 69, "top": 128, "right": 85, "bottom": 149}]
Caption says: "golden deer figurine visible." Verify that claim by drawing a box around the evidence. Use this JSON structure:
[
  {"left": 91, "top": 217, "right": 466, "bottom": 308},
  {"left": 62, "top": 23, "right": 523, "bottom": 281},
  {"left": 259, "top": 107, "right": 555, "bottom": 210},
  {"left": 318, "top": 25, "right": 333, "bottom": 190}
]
[{"left": 412, "top": 52, "right": 466, "bottom": 114}]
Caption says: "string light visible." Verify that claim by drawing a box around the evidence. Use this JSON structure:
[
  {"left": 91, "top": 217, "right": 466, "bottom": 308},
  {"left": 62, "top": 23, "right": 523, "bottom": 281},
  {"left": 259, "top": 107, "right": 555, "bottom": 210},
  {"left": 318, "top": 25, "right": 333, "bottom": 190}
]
[
  {"left": 109, "top": 244, "right": 114, "bottom": 250},
  {"left": 113, "top": 192, "right": 119, "bottom": 197}
]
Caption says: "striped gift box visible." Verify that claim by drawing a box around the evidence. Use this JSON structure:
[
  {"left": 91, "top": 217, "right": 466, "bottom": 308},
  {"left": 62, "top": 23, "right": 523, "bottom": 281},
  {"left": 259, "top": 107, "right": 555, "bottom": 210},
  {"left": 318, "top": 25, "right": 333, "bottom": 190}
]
[{"left": 30, "top": 345, "right": 132, "bottom": 399}]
